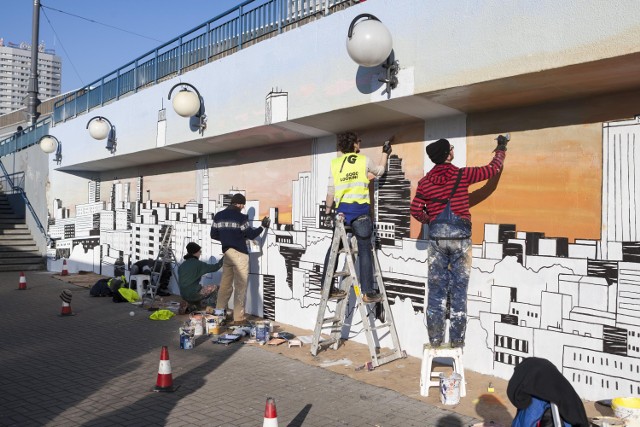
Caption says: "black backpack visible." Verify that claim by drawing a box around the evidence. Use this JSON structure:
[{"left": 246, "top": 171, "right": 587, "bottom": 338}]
[{"left": 89, "top": 278, "right": 113, "bottom": 297}]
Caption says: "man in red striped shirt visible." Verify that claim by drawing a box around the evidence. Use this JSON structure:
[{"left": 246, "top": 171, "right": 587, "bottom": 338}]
[{"left": 410, "top": 136, "right": 508, "bottom": 348}]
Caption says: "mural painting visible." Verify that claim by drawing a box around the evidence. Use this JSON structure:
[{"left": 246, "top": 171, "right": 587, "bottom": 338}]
[{"left": 45, "top": 117, "right": 640, "bottom": 401}]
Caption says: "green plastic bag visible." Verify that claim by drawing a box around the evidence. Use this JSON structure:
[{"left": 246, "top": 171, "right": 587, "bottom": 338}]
[
  {"left": 118, "top": 287, "right": 139, "bottom": 303},
  {"left": 149, "top": 309, "right": 175, "bottom": 320}
]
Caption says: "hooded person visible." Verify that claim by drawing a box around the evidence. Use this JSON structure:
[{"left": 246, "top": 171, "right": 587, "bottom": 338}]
[
  {"left": 177, "top": 242, "right": 224, "bottom": 314},
  {"left": 410, "top": 135, "right": 508, "bottom": 348}
]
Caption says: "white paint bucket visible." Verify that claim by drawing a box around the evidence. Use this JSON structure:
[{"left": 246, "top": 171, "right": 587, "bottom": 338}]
[
  {"left": 190, "top": 312, "right": 205, "bottom": 337},
  {"left": 439, "top": 372, "right": 462, "bottom": 405}
]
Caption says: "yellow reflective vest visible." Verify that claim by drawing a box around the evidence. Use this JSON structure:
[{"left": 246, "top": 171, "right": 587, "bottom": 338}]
[{"left": 331, "top": 153, "right": 369, "bottom": 208}]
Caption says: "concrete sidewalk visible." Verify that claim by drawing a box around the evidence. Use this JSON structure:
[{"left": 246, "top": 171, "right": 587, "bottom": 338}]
[{"left": 0, "top": 270, "right": 481, "bottom": 427}]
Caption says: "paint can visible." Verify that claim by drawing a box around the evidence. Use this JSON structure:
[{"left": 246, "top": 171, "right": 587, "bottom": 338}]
[
  {"left": 179, "top": 326, "right": 195, "bottom": 350},
  {"left": 439, "top": 372, "right": 462, "bottom": 405},
  {"left": 256, "top": 321, "right": 269, "bottom": 342},
  {"left": 190, "top": 312, "right": 205, "bottom": 337},
  {"left": 205, "top": 315, "right": 221, "bottom": 335}
]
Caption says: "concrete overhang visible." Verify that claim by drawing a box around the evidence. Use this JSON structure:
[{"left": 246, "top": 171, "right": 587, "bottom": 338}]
[{"left": 56, "top": 51, "right": 640, "bottom": 175}]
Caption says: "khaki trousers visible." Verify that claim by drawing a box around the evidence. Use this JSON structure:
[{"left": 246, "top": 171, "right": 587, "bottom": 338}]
[{"left": 216, "top": 248, "right": 249, "bottom": 322}]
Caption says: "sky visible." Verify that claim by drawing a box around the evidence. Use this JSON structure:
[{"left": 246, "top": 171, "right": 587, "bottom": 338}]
[{"left": 1, "top": 0, "right": 248, "bottom": 93}]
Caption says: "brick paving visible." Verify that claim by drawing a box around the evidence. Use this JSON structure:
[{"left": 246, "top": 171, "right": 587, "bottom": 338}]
[{"left": 0, "top": 271, "right": 480, "bottom": 426}]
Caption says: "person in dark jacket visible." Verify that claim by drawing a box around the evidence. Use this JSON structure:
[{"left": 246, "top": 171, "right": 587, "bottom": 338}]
[
  {"left": 177, "top": 242, "right": 223, "bottom": 312},
  {"left": 507, "top": 357, "right": 589, "bottom": 427},
  {"left": 410, "top": 136, "right": 507, "bottom": 348},
  {"left": 210, "top": 193, "right": 270, "bottom": 325}
]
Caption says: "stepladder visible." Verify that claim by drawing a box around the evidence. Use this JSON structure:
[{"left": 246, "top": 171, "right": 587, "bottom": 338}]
[
  {"left": 310, "top": 214, "right": 406, "bottom": 370},
  {"left": 144, "top": 224, "right": 178, "bottom": 307}
]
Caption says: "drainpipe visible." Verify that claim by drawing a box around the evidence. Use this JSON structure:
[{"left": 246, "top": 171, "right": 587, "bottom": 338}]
[{"left": 27, "top": 0, "right": 41, "bottom": 125}]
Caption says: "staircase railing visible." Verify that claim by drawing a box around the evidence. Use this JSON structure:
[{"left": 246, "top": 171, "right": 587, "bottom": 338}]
[{"left": 0, "top": 159, "right": 48, "bottom": 243}]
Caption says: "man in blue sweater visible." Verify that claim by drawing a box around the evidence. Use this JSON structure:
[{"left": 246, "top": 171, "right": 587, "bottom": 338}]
[{"left": 211, "top": 193, "right": 270, "bottom": 325}]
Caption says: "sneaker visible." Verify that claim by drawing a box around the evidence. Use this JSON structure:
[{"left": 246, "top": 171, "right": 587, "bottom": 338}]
[
  {"left": 329, "top": 288, "right": 347, "bottom": 298},
  {"left": 450, "top": 340, "right": 465, "bottom": 348},
  {"left": 362, "top": 292, "right": 382, "bottom": 304}
]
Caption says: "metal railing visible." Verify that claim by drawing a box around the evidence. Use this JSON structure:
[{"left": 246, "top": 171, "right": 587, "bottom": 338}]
[
  {"left": 0, "top": 118, "right": 51, "bottom": 157},
  {"left": 52, "top": 0, "right": 357, "bottom": 124},
  {"left": 0, "top": 159, "right": 48, "bottom": 242}
]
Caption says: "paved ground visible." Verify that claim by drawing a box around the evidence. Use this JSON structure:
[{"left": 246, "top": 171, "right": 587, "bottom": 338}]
[{"left": 0, "top": 271, "right": 481, "bottom": 427}]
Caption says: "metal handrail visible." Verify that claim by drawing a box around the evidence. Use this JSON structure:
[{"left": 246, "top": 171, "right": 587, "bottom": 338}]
[
  {"left": 0, "top": 117, "right": 51, "bottom": 157},
  {"left": 0, "top": 159, "right": 49, "bottom": 242},
  {"left": 52, "top": 0, "right": 356, "bottom": 124}
]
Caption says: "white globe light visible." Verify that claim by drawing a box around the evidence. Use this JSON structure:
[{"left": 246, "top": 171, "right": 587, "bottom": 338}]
[
  {"left": 88, "top": 119, "right": 110, "bottom": 140},
  {"left": 346, "top": 19, "right": 393, "bottom": 67},
  {"left": 39, "top": 136, "right": 57, "bottom": 154},
  {"left": 172, "top": 89, "right": 200, "bottom": 117}
]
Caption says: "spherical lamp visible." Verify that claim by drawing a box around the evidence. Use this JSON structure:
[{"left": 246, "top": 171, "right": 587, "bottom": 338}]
[
  {"left": 39, "top": 135, "right": 58, "bottom": 153},
  {"left": 87, "top": 117, "right": 111, "bottom": 140},
  {"left": 171, "top": 88, "right": 201, "bottom": 117},
  {"left": 346, "top": 14, "right": 393, "bottom": 67}
]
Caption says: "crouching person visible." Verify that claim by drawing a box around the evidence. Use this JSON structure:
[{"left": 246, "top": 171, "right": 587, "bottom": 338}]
[{"left": 178, "top": 242, "right": 223, "bottom": 314}]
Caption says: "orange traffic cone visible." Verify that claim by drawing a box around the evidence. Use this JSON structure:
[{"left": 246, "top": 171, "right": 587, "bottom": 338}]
[
  {"left": 18, "top": 272, "right": 27, "bottom": 290},
  {"left": 263, "top": 397, "right": 278, "bottom": 427},
  {"left": 153, "top": 346, "right": 177, "bottom": 392},
  {"left": 59, "top": 289, "right": 74, "bottom": 316},
  {"left": 61, "top": 258, "right": 69, "bottom": 276}
]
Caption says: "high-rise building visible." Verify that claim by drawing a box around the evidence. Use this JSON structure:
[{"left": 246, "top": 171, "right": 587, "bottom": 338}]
[{"left": 0, "top": 38, "right": 62, "bottom": 116}]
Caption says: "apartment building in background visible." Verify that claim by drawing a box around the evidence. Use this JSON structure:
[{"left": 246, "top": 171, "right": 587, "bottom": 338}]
[{"left": 0, "top": 38, "right": 61, "bottom": 116}]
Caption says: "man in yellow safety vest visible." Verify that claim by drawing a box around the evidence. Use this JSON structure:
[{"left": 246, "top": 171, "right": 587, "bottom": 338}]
[{"left": 324, "top": 131, "right": 392, "bottom": 303}]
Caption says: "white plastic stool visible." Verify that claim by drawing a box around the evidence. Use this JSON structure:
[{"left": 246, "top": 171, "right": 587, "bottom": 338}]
[
  {"left": 419, "top": 345, "right": 466, "bottom": 397},
  {"left": 128, "top": 274, "right": 151, "bottom": 299}
]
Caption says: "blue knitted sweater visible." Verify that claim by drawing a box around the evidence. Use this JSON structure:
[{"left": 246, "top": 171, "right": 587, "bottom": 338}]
[{"left": 211, "top": 206, "right": 263, "bottom": 254}]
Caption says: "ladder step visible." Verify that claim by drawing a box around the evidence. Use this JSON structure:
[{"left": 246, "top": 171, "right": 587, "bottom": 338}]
[
  {"left": 320, "top": 337, "right": 338, "bottom": 346},
  {"left": 321, "top": 316, "right": 341, "bottom": 324},
  {"left": 374, "top": 352, "right": 405, "bottom": 367},
  {"left": 333, "top": 271, "right": 350, "bottom": 278},
  {"left": 370, "top": 323, "right": 393, "bottom": 331}
]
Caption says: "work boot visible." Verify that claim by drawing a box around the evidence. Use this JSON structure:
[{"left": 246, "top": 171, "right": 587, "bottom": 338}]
[
  {"left": 229, "top": 320, "right": 250, "bottom": 327},
  {"left": 450, "top": 340, "right": 465, "bottom": 348},
  {"left": 178, "top": 301, "right": 188, "bottom": 315},
  {"left": 426, "top": 340, "right": 443, "bottom": 349},
  {"left": 362, "top": 292, "right": 382, "bottom": 304},
  {"left": 329, "top": 287, "right": 347, "bottom": 299}
]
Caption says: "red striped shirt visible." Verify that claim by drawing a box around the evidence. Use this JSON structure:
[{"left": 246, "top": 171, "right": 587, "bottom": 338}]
[{"left": 410, "top": 151, "right": 505, "bottom": 223}]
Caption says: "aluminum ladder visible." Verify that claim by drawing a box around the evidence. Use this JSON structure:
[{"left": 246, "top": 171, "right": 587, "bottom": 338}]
[
  {"left": 144, "top": 224, "right": 178, "bottom": 307},
  {"left": 310, "top": 214, "right": 406, "bottom": 370}
]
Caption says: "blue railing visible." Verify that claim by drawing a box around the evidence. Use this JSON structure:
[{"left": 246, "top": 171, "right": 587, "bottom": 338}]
[
  {"left": 0, "top": 160, "right": 48, "bottom": 242},
  {"left": 0, "top": 118, "right": 51, "bottom": 157},
  {"left": 53, "top": 0, "right": 355, "bottom": 124}
]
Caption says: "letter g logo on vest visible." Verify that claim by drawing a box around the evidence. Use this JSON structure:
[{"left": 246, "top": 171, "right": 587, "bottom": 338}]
[{"left": 347, "top": 154, "right": 358, "bottom": 164}]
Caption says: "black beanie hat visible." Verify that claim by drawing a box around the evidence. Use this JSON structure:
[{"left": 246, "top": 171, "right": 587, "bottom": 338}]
[
  {"left": 230, "top": 193, "right": 246, "bottom": 205},
  {"left": 186, "top": 242, "right": 201, "bottom": 255},
  {"left": 426, "top": 138, "right": 451, "bottom": 164}
]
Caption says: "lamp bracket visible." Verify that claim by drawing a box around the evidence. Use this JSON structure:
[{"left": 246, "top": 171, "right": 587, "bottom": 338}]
[
  {"left": 378, "top": 58, "right": 399, "bottom": 98},
  {"left": 348, "top": 13, "right": 380, "bottom": 38}
]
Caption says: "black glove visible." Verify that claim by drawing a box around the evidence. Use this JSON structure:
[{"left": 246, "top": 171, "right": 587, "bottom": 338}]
[
  {"left": 261, "top": 216, "right": 271, "bottom": 228},
  {"left": 322, "top": 214, "right": 335, "bottom": 228},
  {"left": 382, "top": 137, "right": 393, "bottom": 154},
  {"left": 494, "top": 134, "right": 510, "bottom": 152}
]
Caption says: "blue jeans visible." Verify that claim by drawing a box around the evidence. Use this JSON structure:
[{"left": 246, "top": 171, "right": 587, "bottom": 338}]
[
  {"left": 323, "top": 215, "right": 376, "bottom": 294},
  {"left": 426, "top": 222, "right": 472, "bottom": 344}
]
